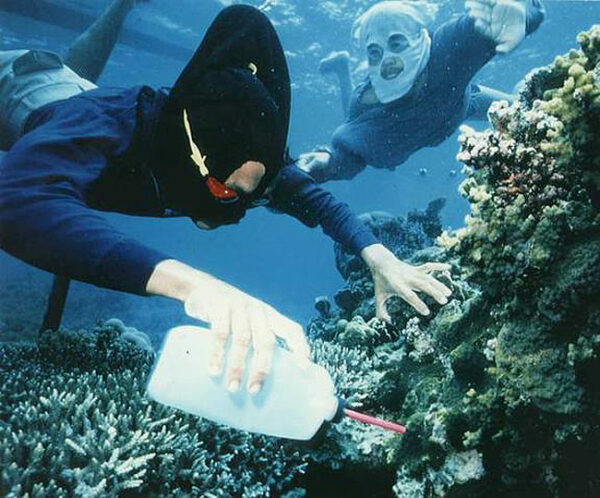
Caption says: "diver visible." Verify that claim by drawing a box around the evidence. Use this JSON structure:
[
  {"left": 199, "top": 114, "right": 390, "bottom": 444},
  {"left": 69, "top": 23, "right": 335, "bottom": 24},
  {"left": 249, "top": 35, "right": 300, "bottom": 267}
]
[
  {"left": 0, "top": 4, "right": 452, "bottom": 396},
  {"left": 298, "top": 0, "right": 546, "bottom": 182}
]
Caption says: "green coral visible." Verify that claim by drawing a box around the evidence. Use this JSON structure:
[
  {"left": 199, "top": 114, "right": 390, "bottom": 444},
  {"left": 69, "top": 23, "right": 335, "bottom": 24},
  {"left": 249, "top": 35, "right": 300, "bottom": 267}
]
[
  {"left": 444, "top": 26, "right": 600, "bottom": 301},
  {"left": 0, "top": 321, "right": 308, "bottom": 497}
]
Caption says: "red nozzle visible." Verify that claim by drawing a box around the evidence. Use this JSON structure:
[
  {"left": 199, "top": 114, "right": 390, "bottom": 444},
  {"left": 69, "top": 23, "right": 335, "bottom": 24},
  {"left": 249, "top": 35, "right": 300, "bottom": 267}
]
[{"left": 344, "top": 408, "right": 406, "bottom": 434}]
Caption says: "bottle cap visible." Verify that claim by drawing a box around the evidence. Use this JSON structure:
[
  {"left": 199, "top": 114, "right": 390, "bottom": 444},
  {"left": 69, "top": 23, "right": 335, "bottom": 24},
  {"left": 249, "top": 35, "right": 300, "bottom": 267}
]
[{"left": 331, "top": 397, "right": 347, "bottom": 423}]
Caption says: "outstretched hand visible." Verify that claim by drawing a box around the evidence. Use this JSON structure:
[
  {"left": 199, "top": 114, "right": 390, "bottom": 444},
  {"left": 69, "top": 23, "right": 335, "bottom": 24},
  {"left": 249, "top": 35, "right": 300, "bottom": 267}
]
[
  {"left": 361, "top": 244, "right": 452, "bottom": 321},
  {"left": 466, "top": 0, "right": 527, "bottom": 53}
]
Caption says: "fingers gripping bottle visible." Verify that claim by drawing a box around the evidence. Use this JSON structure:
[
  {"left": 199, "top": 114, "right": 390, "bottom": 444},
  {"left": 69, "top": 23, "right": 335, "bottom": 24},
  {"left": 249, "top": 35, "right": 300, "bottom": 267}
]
[
  {"left": 147, "top": 325, "right": 340, "bottom": 440},
  {"left": 147, "top": 326, "right": 406, "bottom": 440}
]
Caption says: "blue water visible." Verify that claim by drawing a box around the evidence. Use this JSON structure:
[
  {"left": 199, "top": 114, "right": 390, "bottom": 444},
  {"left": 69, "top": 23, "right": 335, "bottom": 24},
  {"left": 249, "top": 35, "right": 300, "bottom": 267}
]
[{"left": 1, "top": 0, "right": 598, "bottom": 341}]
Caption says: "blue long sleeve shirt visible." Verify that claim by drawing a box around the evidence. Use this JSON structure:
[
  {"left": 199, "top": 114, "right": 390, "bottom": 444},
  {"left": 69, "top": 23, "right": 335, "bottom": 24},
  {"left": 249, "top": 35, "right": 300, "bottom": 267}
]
[
  {"left": 0, "top": 86, "right": 376, "bottom": 295},
  {"left": 325, "top": 2, "right": 545, "bottom": 181}
]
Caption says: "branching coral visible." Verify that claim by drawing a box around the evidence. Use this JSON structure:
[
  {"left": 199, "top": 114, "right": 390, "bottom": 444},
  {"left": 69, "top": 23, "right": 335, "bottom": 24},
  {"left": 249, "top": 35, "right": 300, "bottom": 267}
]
[
  {"left": 1, "top": 320, "right": 392, "bottom": 497},
  {"left": 0, "top": 321, "right": 308, "bottom": 497}
]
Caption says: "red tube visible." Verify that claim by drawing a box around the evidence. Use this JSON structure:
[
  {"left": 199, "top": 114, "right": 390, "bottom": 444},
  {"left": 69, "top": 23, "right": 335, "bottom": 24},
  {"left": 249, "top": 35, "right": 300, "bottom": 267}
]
[{"left": 344, "top": 408, "right": 406, "bottom": 434}]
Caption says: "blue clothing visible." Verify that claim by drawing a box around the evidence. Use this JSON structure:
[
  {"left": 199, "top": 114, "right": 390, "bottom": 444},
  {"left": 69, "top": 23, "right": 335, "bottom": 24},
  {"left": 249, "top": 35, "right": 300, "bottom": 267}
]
[
  {"left": 0, "top": 86, "right": 376, "bottom": 295},
  {"left": 325, "top": 2, "right": 545, "bottom": 181}
]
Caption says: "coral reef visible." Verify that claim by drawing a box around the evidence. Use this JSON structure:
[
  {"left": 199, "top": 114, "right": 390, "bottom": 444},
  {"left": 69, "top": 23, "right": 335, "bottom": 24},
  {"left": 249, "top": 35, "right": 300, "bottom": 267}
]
[
  {"left": 305, "top": 26, "right": 600, "bottom": 497},
  {"left": 2, "top": 25, "right": 599, "bottom": 498},
  {"left": 0, "top": 321, "right": 309, "bottom": 497},
  {"left": 308, "top": 201, "right": 449, "bottom": 344},
  {"left": 0, "top": 319, "right": 387, "bottom": 497}
]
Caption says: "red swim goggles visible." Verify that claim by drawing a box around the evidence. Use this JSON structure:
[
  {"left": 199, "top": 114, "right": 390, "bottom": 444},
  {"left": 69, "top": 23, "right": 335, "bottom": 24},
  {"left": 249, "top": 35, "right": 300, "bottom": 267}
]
[
  {"left": 183, "top": 108, "right": 239, "bottom": 203},
  {"left": 205, "top": 176, "right": 239, "bottom": 203}
]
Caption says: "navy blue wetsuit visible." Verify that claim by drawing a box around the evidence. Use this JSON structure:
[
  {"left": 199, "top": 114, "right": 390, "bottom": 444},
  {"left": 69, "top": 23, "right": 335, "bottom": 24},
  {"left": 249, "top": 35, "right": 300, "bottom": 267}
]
[
  {"left": 324, "top": 1, "right": 545, "bottom": 181},
  {"left": 0, "top": 86, "right": 376, "bottom": 295}
]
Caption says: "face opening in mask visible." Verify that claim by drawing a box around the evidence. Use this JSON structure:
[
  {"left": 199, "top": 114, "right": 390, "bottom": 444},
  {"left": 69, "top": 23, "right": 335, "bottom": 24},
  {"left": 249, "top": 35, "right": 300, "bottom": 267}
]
[
  {"left": 367, "top": 33, "right": 411, "bottom": 65},
  {"left": 367, "top": 32, "right": 416, "bottom": 81},
  {"left": 182, "top": 109, "right": 273, "bottom": 230}
]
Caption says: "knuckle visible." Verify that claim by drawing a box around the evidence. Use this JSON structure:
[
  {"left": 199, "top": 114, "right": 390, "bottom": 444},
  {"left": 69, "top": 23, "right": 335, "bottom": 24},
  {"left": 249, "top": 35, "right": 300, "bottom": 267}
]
[
  {"left": 209, "top": 344, "right": 222, "bottom": 357},
  {"left": 257, "top": 334, "right": 275, "bottom": 349},
  {"left": 265, "top": 305, "right": 280, "bottom": 319},
  {"left": 425, "top": 273, "right": 437, "bottom": 282},
  {"left": 289, "top": 321, "right": 303, "bottom": 335},
  {"left": 398, "top": 286, "right": 411, "bottom": 297},
  {"left": 299, "top": 343, "right": 311, "bottom": 356},
  {"left": 254, "top": 369, "right": 269, "bottom": 380},
  {"left": 214, "top": 327, "right": 230, "bottom": 340},
  {"left": 228, "top": 367, "right": 243, "bottom": 380},
  {"left": 233, "top": 333, "right": 252, "bottom": 348}
]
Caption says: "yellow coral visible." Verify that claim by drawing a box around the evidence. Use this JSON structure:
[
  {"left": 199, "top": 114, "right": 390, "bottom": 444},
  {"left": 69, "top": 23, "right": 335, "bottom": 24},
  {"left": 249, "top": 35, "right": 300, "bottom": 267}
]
[{"left": 437, "top": 231, "right": 459, "bottom": 249}]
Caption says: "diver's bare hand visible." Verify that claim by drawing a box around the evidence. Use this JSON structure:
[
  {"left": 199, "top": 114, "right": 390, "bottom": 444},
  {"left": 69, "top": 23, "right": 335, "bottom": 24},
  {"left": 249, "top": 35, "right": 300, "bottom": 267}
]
[
  {"left": 361, "top": 244, "right": 451, "bottom": 321},
  {"left": 184, "top": 278, "right": 311, "bottom": 394},
  {"left": 297, "top": 151, "right": 333, "bottom": 180},
  {"left": 466, "top": 0, "right": 527, "bottom": 53}
]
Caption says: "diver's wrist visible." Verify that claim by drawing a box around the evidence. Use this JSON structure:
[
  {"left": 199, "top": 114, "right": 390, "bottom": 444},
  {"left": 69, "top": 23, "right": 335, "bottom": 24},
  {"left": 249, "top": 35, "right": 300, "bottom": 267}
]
[
  {"left": 146, "top": 259, "right": 215, "bottom": 302},
  {"left": 360, "top": 243, "right": 394, "bottom": 270}
]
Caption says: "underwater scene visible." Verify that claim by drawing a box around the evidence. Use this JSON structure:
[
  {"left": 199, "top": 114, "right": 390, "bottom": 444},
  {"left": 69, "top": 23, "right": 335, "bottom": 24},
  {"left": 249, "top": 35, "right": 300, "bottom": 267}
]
[{"left": 0, "top": 0, "right": 599, "bottom": 496}]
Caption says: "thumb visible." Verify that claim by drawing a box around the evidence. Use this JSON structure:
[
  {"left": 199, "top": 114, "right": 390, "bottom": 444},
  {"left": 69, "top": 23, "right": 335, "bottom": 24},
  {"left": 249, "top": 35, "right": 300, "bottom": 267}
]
[
  {"left": 473, "top": 17, "right": 491, "bottom": 37},
  {"left": 183, "top": 292, "right": 211, "bottom": 322},
  {"left": 495, "top": 41, "right": 512, "bottom": 53}
]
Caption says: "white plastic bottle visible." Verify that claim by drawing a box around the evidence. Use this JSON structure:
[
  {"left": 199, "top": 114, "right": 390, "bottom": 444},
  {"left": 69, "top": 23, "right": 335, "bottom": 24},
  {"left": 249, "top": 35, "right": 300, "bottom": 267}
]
[{"left": 146, "top": 325, "right": 340, "bottom": 440}]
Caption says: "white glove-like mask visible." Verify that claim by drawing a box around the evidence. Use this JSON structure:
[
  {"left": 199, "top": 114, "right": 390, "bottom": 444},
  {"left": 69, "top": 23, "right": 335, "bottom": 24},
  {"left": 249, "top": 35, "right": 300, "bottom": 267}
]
[
  {"left": 367, "top": 28, "right": 431, "bottom": 103},
  {"left": 353, "top": 1, "right": 437, "bottom": 103}
]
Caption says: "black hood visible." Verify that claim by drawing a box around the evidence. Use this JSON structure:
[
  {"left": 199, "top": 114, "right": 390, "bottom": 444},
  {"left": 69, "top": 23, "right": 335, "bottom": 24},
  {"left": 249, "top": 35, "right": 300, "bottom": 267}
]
[{"left": 154, "top": 5, "right": 291, "bottom": 216}]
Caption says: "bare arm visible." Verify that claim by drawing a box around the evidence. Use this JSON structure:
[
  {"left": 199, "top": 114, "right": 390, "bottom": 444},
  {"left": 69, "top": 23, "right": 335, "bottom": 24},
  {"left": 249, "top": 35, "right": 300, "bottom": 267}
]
[
  {"left": 1, "top": 130, "right": 308, "bottom": 397},
  {"left": 319, "top": 51, "right": 353, "bottom": 117}
]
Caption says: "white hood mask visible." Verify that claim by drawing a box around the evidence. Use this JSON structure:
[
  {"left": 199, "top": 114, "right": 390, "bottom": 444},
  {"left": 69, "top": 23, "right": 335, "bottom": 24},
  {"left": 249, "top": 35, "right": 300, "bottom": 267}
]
[{"left": 352, "top": 1, "right": 437, "bottom": 103}]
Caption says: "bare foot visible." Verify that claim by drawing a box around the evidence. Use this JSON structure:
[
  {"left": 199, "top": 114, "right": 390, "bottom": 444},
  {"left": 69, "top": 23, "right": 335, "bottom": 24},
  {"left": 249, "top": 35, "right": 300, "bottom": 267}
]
[{"left": 319, "top": 50, "right": 350, "bottom": 75}]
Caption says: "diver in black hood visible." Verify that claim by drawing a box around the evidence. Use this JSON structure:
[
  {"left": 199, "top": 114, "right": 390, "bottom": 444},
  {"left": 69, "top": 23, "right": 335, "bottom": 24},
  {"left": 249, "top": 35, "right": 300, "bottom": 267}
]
[
  {"left": 148, "top": 4, "right": 291, "bottom": 228},
  {"left": 0, "top": 5, "right": 451, "bottom": 395}
]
